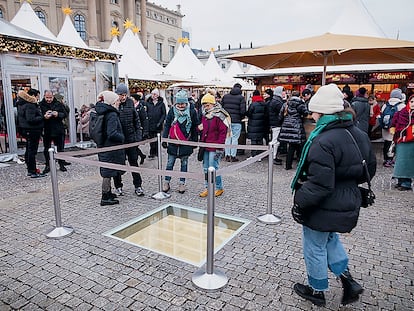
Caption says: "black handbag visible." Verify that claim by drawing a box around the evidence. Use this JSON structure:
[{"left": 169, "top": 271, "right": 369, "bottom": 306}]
[
  {"left": 197, "top": 147, "right": 205, "bottom": 162},
  {"left": 345, "top": 130, "right": 375, "bottom": 208}
]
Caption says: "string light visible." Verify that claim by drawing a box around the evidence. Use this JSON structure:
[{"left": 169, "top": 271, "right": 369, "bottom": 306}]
[{"left": 0, "top": 36, "right": 117, "bottom": 61}]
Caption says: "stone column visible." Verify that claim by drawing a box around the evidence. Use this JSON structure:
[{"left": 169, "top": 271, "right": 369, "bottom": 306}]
[
  {"left": 126, "top": 0, "right": 135, "bottom": 22},
  {"left": 87, "top": 0, "right": 99, "bottom": 46},
  {"left": 102, "top": 0, "right": 111, "bottom": 42},
  {"left": 140, "top": 0, "right": 147, "bottom": 48},
  {"left": 46, "top": 0, "right": 57, "bottom": 35}
]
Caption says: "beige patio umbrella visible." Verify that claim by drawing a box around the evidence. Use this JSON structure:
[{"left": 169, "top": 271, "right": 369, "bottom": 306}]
[{"left": 227, "top": 33, "right": 414, "bottom": 85}]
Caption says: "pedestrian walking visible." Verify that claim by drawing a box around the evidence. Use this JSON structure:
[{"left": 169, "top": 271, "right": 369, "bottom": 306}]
[
  {"left": 146, "top": 88, "right": 166, "bottom": 158},
  {"left": 291, "top": 83, "right": 377, "bottom": 307},
  {"left": 95, "top": 91, "right": 125, "bottom": 206}
]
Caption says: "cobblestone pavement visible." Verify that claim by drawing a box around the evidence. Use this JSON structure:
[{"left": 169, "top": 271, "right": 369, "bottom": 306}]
[{"left": 0, "top": 143, "right": 413, "bottom": 310}]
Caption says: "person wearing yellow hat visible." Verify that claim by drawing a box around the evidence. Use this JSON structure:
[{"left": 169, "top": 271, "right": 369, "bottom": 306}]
[{"left": 198, "top": 93, "right": 231, "bottom": 197}]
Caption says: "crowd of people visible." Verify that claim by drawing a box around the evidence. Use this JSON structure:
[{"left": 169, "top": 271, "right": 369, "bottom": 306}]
[{"left": 16, "top": 81, "right": 413, "bottom": 307}]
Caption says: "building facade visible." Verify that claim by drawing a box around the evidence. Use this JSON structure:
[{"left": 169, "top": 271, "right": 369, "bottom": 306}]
[{"left": 0, "top": 0, "right": 184, "bottom": 66}]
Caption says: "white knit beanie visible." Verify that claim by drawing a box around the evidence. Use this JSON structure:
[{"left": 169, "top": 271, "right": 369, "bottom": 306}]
[
  {"left": 308, "top": 84, "right": 344, "bottom": 114},
  {"left": 97, "top": 90, "right": 119, "bottom": 106}
]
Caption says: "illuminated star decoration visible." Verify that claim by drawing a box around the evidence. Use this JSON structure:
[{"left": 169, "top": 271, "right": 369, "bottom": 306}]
[
  {"left": 181, "top": 37, "right": 190, "bottom": 45},
  {"left": 177, "top": 37, "right": 183, "bottom": 44},
  {"left": 123, "top": 18, "right": 134, "bottom": 30},
  {"left": 210, "top": 48, "right": 215, "bottom": 52},
  {"left": 110, "top": 27, "right": 120, "bottom": 37},
  {"left": 62, "top": 7, "right": 73, "bottom": 15},
  {"left": 132, "top": 26, "right": 140, "bottom": 34},
  {"left": 20, "top": 0, "right": 32, "bottom": 3}
]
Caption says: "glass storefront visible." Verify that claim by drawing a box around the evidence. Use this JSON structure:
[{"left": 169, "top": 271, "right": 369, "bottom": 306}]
[{"left": 0, "top": 54, "right": 117, "bottom": 155}]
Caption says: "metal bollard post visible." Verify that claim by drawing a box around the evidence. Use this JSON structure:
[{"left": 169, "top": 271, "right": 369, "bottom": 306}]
[
  {"left": 45, "top": 148, "right": 74, "bottom": 238},
  {"left": 192, "top": 167, "right": 228, "bottom": 290},
  {"left": 151, "top": 133, "right": 171, "bottom": 200},
  {"left": 257, "top": 142, "right": 282, "bottom": 224}
]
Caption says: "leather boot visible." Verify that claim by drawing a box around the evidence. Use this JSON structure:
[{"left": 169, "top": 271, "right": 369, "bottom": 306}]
[
  {"left": 340, "top": 270, "right": 364, "bottom": 305},
  {"left": 293, "top": 283, "right": 326, "bottom": 306},
  {"left": 100, "top": 192, "right": 119, "bottom": 206}
]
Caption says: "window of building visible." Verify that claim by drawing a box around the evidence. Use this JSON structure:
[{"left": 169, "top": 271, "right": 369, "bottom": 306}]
[
  {"left": 169, "top": 45, "right": 175, "bottom": 60},
  {"left": 35, "top": 10, "right": 46, "bottom": 25},
  {"left": 74, "top": 14, "right": 87, "bottom": 40},
  {"left": 221, "top": 63, "right": 226, "bottom": 69},
  {"left": 0, "top": 8, "right": 3, "bottom": 19},
  {"left": 110, "top": 0, "right": 119, "bottom": 4},
  {"left": 156, "top": 42, "right": 162, "bottom": 61}
]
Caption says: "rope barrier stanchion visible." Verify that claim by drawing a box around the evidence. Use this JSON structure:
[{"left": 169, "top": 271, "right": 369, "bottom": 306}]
[
  {"left": 151, "top": 133, "right": 171, "bottom": 200},
  {"left": 192, "top": 167, "right": 228, "bottom": 291},
  {"left": 257, "top": 142, "right": 282, "bottom": 224},
  {"left": 45, "top": 148, "right": 74, "bottom": 239}
]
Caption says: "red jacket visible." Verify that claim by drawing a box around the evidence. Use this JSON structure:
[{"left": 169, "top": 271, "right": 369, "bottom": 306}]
[{"left": 200, "top": 116, "right": 227, "bottom": 151}]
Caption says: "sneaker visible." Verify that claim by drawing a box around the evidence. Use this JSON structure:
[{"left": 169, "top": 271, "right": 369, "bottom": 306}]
[
  {"left": 59, "top": 165, "right": 67, "bottom": 172},
  {"left": 273, "top": 158, "right": 283, "bottom": 165},
  {"left": 215, "top": 189, "right": 224, "bottom": 197},
  {"left": 43, "top": 166, "right": 50, "bottom": 174},
  {"left": 148, "top": 154, "right": 156, "bottom": 159},
  {"left": 115, "top": 188, "right": 123, "bottom": 196},
  {"left": 162, "top": 182, "right": 170, "bottom": 193},
  {"left": 293, "top": 283, "right": 326, "bottom": 307},
  {"left": 30, "top": 173, "right": 46, "bottom": 179},
  {"left": 178, "top": 184, "right": 186, "bottom": 194},
  {"left": 135, "top": 187, "right": 144, "bottom": 196},
  {"left": 231, "top": 157, "right": 239, "bottom": 162},
  {"left": 225, "top": 155, "right": 231, "bottom": 162},
  {"left": 62, "top": 161, "right": 71, "bottom": 166},
  {"left": 199, "top": 189, "right": 208, "bottom": 197}
]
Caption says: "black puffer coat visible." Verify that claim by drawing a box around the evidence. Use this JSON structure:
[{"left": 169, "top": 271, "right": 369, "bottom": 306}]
[
  {"left": 17, "top": 90, "right": 44, "bottom": 133},
  {"left": 351, "top": 96, "right": 370, "bottom": 133},
  {"left": 246, "top": 96, "right": 268, "bottom": 140},
  {"left": 162, "top": 106, "right": 198, "bottom": 157},
  {"left": 146, "top": 97, "right": 166, "bottom": 132},
  {"left": 221, "top": 86, "right": 246, "bottom": 123},
  {"left": 268, "top": 95, "right": 284, "bottom": 127},
  {"left": 294, "top": 119, "right": 377, "bottom": 233},
  {"left": 118, "top": 97, "right": 142, "bottom": 143},
  {"left": 96, "top": 102, "right": 125, "bottom": 178},
  {"left": 39, "top": 98, "right": 67, "bottom": 136},
  {"left": 278, "top": 96, "right": 307, "bottom": 144}
]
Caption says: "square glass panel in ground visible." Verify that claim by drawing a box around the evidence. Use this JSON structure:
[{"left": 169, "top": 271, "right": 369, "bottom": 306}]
[{"left": 104, "top": 203, "right": 250, "bottom": 266}]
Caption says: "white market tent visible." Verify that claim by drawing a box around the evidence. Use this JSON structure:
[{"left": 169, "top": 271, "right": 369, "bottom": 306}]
[
  {"left": 11, "top": 1, "right": 57, "bottom": 40},
  {"left": 165, "top": 43, "right": 209, "bottom": 82},
  {"left": 57, "top": 14, "right": 88, "bottom": 48},
  {"left": 203, "top": 51, "right": 226, "bottom": 82},
  {"left": 108, "top": 36, "right": 124, "bottom": 55}
]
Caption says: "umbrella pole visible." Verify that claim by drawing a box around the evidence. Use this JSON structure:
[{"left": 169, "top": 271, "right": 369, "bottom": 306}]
[{"left": 322, "top": 54, "right": 328, "bottom": 85}]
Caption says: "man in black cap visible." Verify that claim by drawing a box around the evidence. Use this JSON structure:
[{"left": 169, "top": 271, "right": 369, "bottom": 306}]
[{"left": 114, "top": 83, "right": 144, "bottom": 197}]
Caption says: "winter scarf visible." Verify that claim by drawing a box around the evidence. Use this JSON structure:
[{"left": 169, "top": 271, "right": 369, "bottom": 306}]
[
  {"left": 203, "top": 103, "right": 232, "bottom": 136},
  {"left": 173, "top": 104, "right": 192, "bottom": 133},
  {"left": 291, "top": 112, "right": 354, "bottom": 192}
]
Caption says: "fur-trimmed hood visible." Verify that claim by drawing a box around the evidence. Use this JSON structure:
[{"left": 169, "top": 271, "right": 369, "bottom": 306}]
[{"left": 18, "top": 90, "right": 38, "bottom": 104}]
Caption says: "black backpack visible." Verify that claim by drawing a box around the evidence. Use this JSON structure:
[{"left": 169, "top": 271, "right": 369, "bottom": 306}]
[{"left": 89, "top": 110, "right": 105, "bottom": 147}]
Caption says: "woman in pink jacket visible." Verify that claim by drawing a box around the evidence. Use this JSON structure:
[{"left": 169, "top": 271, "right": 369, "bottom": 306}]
[{"left": 198, "top": 93, "right": 230, "bottom": 197}]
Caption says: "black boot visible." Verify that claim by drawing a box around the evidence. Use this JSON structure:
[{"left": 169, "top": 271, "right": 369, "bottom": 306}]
[
  {"left": 340, "top": 270, "right": 364, "bottom": 305},
  {"left": 293, "top": 283, "right": 326, "bottom": 306},
  {"left": 100, "top": 192, "right": 119, "bottom": 206},
  {"left": 43, "top": 166, "right": 50, "bottom": 174}
]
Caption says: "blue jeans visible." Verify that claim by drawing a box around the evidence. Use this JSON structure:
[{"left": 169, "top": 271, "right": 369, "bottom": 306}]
[
  {"left": 165, "top": 154, "right": 188, "bottom": 184},
  {"left": 202, "top": 151, "right": 223, "bottom": 190},
  {"left": 302, "top": 226, "right": 348, "bottom": 291},
  {"left": 225, "top": 123, "right": 242, "bottom": 157}
]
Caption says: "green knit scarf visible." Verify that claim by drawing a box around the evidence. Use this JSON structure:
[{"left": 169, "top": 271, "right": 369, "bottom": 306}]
[{"left": 291, "top": 112, "right": 353, "bottom": 192}]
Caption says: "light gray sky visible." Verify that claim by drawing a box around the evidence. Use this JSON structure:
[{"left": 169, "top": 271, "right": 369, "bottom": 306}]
[{"left": 153, "top": 0, "right": 414, "bottom": 50}]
